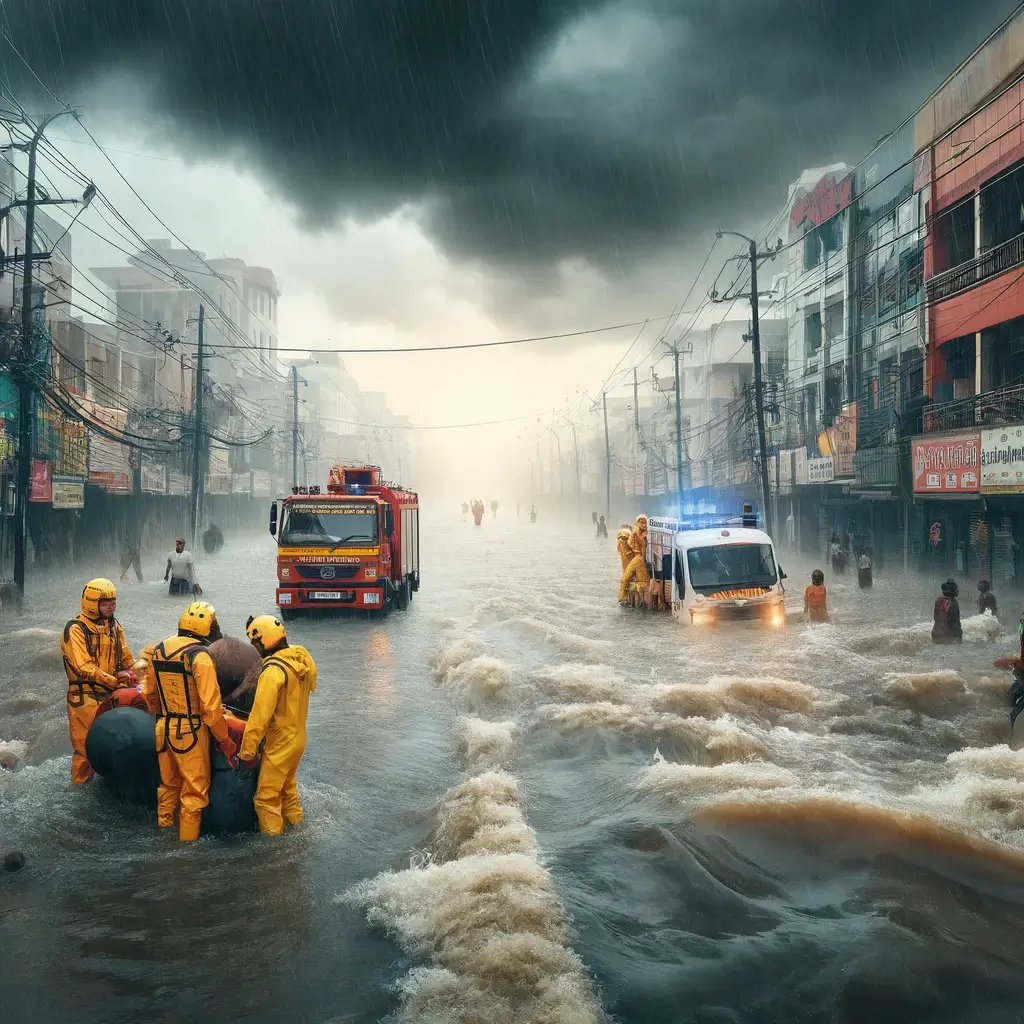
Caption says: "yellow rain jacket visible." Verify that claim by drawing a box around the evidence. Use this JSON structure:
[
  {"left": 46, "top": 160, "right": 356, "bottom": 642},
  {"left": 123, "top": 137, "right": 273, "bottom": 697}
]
[
  {"left": 141, "top": 635, "right": 230, "bottom": 841},
  {"left": 239, "top": 644, "right": 317, "bottom": 835},
  {"left": 61, "top": 612, "right": 134, "bottom": 784}
]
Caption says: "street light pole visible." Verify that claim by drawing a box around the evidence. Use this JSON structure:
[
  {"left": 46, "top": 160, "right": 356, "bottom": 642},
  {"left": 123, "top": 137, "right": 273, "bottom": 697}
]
[{"left": 563, "top": 416, "right": 580, "bottom": 521}]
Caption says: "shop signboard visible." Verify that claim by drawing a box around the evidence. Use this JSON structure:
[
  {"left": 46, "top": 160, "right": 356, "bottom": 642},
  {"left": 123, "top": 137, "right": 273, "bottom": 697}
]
[
  {"left": 807, "top": 456, "right": 835, "bottom": 483},
  {"left": 981, "top": 425, "right": 1024, "bottom": 492},
  {"left": 794, "top": 446, "right": 808, "bottom": 486},
  {"left": 167, "top": 470, "right": 188, "bottom": 496},
  {"left": 141, "top": 457, "right": 166, "bottom": 494},
  {"left": 912, "top": 431, "right": 981, "bottom": 494},
  {"left": 778, "top": 450, "right": 794, "bottom": 494},
  {"left": 0, "top": 420, "right": 14, "bottom": 474},
  {"left": 79, "top": 399, "right": 132, "bottom": 493},
  {"left": 232, "top": 472, "right": 252, "bottom": 496},
  {"left": 252, "top": 470, "right": 273, "bottom": 497},
  {"left": 30, "top": 459, "right": 51, "bottom": 502},
  {"left": 206, "top": 474, "right": 231, "bottom": 495},
  {"left": 52, "top": 480, "right": 84, "bottom": 509}
]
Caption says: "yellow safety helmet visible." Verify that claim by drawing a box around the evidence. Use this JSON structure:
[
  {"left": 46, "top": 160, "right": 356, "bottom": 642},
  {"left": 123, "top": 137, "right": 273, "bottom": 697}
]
[
  {"left": 245, "top": 614, "right": 287, "bottom": 655},
  {"left": 178, "top": 600, "right": 220, "bottom": 642},
  {"left": 81, "top": 578, "right": 117, "bottom": 619}
]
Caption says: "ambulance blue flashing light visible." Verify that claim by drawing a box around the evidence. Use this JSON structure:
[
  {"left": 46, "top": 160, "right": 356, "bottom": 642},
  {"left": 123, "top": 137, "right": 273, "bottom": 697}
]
[{"left": 652, "top": 504, "right": 760, "bottom": 532}]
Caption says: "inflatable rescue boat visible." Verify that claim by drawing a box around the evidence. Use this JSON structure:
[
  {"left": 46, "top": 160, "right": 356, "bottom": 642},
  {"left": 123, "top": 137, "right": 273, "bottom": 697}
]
[{"left": 83, "top": 636, "right": 263, "bottom": 835}]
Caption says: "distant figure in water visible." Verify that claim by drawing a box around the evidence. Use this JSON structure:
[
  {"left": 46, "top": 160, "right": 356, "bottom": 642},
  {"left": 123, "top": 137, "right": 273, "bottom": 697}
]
[
  {"left": 977, "top": 579, "right": 998, "bottom": 616},
  {"left": 596, "top": 515, "right": 608, "bottom": 538},
  {"left": 829, "top": 534, "right": 846, "bottom": 575},
  {"left": 592, "top": 512, "right": 598, "bottom": 525},
  {"left": 490, "top": 500, "right": 498, "bottom": 517},
  {"left": 804, "top": 569, "right": 829, "bottom": 622},
  {"left": 857, "top": 549, "right": 873, "bottom": 589},
  {"left": 202, "top": 522, "right": 224, "bottom": 555},
  {"left": 932, "top": 578, "right": 963, "bottom": 645}
]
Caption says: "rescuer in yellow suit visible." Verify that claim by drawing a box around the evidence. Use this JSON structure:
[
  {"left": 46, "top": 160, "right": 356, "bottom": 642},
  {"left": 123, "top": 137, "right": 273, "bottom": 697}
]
[
  {"left": 616, "top": 525, "right": 633, "bottom": 572},
  {"left": 618, "top": 515, "right": 651, "bottom": 602},
  {"left": 141, "top": 601, "right": 237, "bottom": 841},
  {"left": 239, "top": 615, "right": 318, "bottom": 835},
  {"left": 61, "top": 578, "right": 136, "bottom": 783}
]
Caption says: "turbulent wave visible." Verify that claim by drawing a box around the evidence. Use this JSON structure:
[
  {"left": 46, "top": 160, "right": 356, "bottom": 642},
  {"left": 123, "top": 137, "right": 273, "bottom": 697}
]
[
  {"left": 652, "top": 675, "right": 826, "bottom": 724},
  {"left": 695, "top": 792, "right": 1024, "bottom": 886},
  {"left": 436, "top": 655, "right": 514, "bottom": 706},
  {"left": 0, "top": 737, "right": 27, "bottom": 771},
  {"left": 343, "top": 771, "right": 606, "bottom": 1023},
  {"left": 456, "top": 716, "right": 517, "bottom": 771},
  {"left": 882, "top": 670, "right": 968, "bottom": 712},
  {"left": 510, "top": 617, "right": 611, "bottom": 663},
  {"left": 636, "top": 758, "right": 796, "bottom": 801},
  {"left": 532, "top": 663, "right": 629, "bottom": 705},
  {"left": 536, "top": 702, "right": 767, "bottom": 763}
]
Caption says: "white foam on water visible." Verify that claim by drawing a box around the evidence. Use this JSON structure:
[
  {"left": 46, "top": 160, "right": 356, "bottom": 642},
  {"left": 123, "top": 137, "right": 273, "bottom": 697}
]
[
  {"left": 636, "top": 758, "right": 796, "bottom": 802},
  {"left": 0, "top": 737, "right": 27, "bottom": 771},
  {"left": 511, "top": 617, "right": 611, "bottom": 663},
  {"left": 438, "top": 656, "right": 515, "bottom": 706},
  {"left": 342, "top": 771, "right": 606, "bottom": 1023},
  {"left": 533, "top": 663, "right": 629, "bottom": 704},
  {"left": 963, "top": 611, "right": 1004, "bottom": 644},
  {"left": 456, "top": 716, "right": 517, "bottom": 771},
  {"left": 882, "top": 669, "right": 968, "bottom": 711}
]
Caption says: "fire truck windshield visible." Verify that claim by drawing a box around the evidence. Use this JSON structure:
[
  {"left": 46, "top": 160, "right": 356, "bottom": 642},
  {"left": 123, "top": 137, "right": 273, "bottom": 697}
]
[{"left": 279, "top": 501, "right": 378, "bottom": 548}]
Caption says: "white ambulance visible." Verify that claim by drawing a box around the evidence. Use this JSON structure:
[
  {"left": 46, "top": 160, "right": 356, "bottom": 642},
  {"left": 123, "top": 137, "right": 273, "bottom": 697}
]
[{"left": 646, "top": 509, "right": 787, "bottom": 627}]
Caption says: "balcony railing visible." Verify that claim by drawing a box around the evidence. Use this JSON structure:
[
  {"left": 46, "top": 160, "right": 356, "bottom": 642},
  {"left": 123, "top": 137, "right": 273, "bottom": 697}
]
[
  {"left": 924, "top": 383, "right": 1024, "bottom": 433},
  {"left": 927, "top": 231, "right": 1024, "bottom": 303}
]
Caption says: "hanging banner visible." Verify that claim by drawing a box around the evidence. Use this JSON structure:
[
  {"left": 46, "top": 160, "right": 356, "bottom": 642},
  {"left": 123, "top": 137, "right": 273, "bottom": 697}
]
[
  {"left": 807, "top": 456, "right": 835, "bottom": 483},
  {"left": 0, "top": 420, "right": 14, "bottom": 474},
  {"left": 52, "top": 480, "right": 84, "bottom": 509},
  {"left": 232, "top": 472, "right": 252, "bottom": 496},
  {"left": 252, "top": 470, "right": 273, "bottom": 497},
  {"left": 208, "top": 443, "right": 230, "bottom": 477},
  {"left": 912, "top": 431, "right": 981, "bottom": 494},
  {"left": 981, "top": 425, "right": 1024, "bottom": 493},
  {"left": 794, "top": 446, "right": 808, "bottom": 486},
  {"left": 167, "top": 470, "right": 188, "bottom": 496},
  {"left": 30, "top": 459, "right": 51, "bottom": 502},
  {"left": 206, "top": 474, "right": 231, "bottom": 495},
  {"left": 36, "top": 401, "right": 88, "bottom": 480},
  {"left": 77, "top": 399, "right": 132, "bottom": 493},
  {"left": 778, "top": 450, "right": 794, "bottom": 495},
  {"left": 141, "top": 457, "right": 166, "bottom": 494},
  {"left": 818, "top": 404, "right": 858, "bottom": 478}
]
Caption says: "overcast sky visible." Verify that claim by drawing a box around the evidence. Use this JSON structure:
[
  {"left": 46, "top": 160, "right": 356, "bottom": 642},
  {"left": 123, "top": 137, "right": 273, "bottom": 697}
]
[{"left": 1, "top": 0, "right": 1017, "bottom": 496}]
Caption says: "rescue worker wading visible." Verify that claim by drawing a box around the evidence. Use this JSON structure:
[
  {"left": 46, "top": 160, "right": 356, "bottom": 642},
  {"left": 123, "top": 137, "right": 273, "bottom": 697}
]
[
  {"left": 61, "top": 578, "right": 135, "bottom": 783},
  {"left": 239, "top": 615, "right": 317, "bottom": 836},
  {"left": 142, "top": 602, "right": 237, "bottom": 841}
]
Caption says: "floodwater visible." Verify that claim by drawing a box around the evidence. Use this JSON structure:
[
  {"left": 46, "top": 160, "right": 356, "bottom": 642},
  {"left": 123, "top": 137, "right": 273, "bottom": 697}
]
[{"left": 3, "top": 512, "right": 1024, "bottom": 1023}]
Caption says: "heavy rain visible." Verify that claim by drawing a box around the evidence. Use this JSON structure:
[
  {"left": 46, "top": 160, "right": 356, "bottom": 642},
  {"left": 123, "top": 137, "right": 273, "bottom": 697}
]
[{"left": 3, "top": 2, "right": 1024, "bottom": 1022}]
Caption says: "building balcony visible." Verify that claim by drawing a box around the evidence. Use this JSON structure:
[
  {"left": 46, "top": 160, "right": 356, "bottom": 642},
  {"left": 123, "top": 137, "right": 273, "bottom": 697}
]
[
  {"left": 927, "top": 231, "right": 1024, "bottom": 303},
  {"left": 923, "top": 383, "right": 1024, "bottom": 433}
]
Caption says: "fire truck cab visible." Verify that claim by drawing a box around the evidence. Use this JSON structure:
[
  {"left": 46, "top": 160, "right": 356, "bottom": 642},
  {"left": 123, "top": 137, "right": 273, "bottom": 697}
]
[{"left": 269, "top": 465, "right": 420, "bottom": 618}]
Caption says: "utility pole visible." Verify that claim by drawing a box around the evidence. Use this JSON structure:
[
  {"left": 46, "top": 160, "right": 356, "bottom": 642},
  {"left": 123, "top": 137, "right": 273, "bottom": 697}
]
[
  {"left": 602, "top": 391, "right": 611, "bottom": 521},
  {"left": 536, "top": 436, "right": 543, "bottom": 498},
  {"left": 189, "top": 305, "right": 206, "bottom": 547},
  {"left": 714, "top": 230, "right": 782, "bottom": 537},
  {"left": 290, "top": 365, "right": 299, "bottom": 489},
  {"left": 564, "top": 417, "right": 580, "bottom": 521},
  {"left": 12, "top": 109, "right": 77, "bottom": 605},
  {"left": 672, "top": 346, "right": 684, "bottom": 503}
]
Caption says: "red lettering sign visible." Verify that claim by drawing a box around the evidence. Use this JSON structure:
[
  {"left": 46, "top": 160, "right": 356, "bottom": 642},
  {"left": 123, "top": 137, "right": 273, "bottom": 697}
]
[
  {"left": 789, "top": 174, "right": 853, "bottom": 231},
  {"left": 30, "top": 459, "right": 52, "bottom": 502},
  {"left": 912, "top": 432, "right": 981, "bottom": 493}
]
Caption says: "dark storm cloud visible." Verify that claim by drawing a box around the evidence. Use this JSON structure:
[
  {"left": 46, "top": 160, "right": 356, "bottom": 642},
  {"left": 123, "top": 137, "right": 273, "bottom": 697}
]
[{"left": 1, "top": 0, "right": 1017, "bottom": 266}]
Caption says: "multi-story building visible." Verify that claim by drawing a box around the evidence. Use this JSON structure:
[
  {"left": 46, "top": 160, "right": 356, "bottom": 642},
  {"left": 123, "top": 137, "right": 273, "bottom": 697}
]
[{"left": 912, "top": 9, "right": 1024, "bottom": 581}]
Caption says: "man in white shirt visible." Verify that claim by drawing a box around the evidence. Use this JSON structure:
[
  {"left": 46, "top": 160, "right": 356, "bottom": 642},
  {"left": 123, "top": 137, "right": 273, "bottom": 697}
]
[{"left": 165, "top": 538, "right": 197, "bottom": 596}]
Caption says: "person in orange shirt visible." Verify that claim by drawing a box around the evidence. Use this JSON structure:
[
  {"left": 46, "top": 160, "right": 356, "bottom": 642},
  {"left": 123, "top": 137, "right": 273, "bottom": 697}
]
[
  {"left": 804, "top": 569, "right": 830, "bottom": 623},
  {"left": 60, "top": 578, "right": 136, "bottom": 783}
]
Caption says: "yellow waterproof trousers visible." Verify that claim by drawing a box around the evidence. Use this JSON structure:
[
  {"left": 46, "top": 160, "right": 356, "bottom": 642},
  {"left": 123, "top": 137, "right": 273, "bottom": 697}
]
[
  {"left": 67, "top": 700, "right": 103, "bottom": 783},
  {"left": 254, "top": 754, "right": 304, "bottom": 836},
  {"left": 619, "top": 554, "right": 650, "bottom": 601},
  {"left": 156, "top": 721, "right": 212, "bottom": 842}
]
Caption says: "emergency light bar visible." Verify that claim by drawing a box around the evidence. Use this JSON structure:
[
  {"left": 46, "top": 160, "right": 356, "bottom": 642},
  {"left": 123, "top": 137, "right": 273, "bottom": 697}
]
[{"left": 650, "top": 505, "right": 759, "bottom": 532}]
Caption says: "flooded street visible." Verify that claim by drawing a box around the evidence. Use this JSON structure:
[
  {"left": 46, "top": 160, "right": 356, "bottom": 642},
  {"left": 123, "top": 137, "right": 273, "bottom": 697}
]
[{"left": 4, "top": 512, "right": 1024, "bottom": 1023}]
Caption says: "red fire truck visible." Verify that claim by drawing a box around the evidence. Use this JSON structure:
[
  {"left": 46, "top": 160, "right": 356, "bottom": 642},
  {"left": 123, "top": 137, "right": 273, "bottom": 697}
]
[{"left": 269, "top": 465, "right": 420, "bottom": 618}]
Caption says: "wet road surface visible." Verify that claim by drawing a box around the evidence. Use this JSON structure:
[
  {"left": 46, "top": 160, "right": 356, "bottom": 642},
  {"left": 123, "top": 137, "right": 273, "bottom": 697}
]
[{"left": 3, "top": 512, "right": 1024, "bottom": 1023}]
